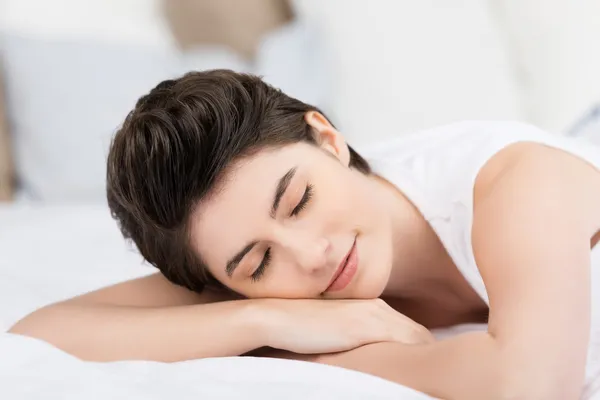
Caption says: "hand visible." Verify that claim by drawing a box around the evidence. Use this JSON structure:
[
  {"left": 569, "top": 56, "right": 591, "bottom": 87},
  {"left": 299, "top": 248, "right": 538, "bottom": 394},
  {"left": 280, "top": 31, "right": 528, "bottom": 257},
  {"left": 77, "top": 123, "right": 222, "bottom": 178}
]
[{"left": 258, "top": 298, "right": 434, "bottom": 354}]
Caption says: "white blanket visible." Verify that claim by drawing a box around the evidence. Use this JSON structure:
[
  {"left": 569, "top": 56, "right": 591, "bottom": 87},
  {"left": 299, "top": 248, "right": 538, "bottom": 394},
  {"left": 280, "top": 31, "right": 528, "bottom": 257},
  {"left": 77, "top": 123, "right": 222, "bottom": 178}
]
[
  {"left": 0, "top": 333, "right": 434, "bottom": 400},
  {"left": 0, "top": 204, "right": 436, "bottom": 399}
]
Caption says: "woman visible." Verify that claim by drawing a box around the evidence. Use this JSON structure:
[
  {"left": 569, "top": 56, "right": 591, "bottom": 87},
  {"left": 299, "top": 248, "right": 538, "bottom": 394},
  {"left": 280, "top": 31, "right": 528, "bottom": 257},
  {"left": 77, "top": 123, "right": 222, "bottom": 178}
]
[{"left": 9, "top": 70, "right": 600, "bottom": 400}]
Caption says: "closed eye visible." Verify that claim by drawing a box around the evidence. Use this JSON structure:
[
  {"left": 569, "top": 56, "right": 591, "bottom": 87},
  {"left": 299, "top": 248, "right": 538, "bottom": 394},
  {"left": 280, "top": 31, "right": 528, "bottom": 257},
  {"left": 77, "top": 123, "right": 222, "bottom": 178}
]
[
  {"left": 291, "top": 184, "right": 313, "bottom": 216},
  {"left": 251, "top": 248, "right": 271, "bottom": 282}
]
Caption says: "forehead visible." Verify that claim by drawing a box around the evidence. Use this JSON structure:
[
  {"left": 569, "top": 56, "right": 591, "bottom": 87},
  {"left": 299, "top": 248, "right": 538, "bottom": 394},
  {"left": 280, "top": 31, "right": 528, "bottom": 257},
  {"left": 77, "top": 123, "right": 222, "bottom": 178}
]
[
  {"left": 210, "top": 143, "right": 310, "bottom": 210},
  {"left": 189, "top": 143, "right": 313, "bottom": 267}
]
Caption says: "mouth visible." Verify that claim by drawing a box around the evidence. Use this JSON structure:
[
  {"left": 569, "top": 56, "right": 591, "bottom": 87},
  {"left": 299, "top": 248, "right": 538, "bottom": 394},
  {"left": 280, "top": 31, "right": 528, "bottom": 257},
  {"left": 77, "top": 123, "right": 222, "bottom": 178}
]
[{"left": 324, "top": 237, "right": 359, "bottom": 293}]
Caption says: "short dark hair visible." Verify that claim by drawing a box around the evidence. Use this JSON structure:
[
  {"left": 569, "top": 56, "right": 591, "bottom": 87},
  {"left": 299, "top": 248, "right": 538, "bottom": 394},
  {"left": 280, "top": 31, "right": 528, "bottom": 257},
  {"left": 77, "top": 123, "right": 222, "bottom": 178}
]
[{"left": 106, "top": 69, "right": 371, "bottom": 292}]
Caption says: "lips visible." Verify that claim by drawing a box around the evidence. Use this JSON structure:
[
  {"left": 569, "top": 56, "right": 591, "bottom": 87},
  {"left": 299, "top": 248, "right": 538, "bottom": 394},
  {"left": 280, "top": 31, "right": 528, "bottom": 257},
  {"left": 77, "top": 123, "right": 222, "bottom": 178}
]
[{"left": 325, "top": 237, "right": 358, "bottom": 293}]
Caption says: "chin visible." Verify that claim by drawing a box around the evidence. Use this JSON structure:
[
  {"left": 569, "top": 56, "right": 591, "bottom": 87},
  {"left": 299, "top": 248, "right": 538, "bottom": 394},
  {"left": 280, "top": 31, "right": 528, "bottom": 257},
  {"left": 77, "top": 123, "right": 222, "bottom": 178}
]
[
  {"left": 359, "top": 261, "right": 392, "bottom": 298},
  {"left": 331, "top": 263, "right": 391, "bottom": 300},
  {"left": 355, "top": 276, "right": 389, "bottom": 299},
  {"left": 356, "top": 246, "right": 393, "bottom": 299}
]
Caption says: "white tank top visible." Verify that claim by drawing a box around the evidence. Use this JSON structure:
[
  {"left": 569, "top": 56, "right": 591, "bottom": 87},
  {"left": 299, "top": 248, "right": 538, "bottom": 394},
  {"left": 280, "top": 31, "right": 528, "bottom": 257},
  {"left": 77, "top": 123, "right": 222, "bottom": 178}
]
[{"left": 360, "top": 120, "right": 600, "bottom": 398}]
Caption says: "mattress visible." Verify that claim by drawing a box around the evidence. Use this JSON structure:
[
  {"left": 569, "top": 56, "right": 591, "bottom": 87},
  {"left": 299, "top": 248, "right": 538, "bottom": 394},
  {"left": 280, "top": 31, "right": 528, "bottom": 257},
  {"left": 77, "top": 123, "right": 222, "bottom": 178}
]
[{"left": 0, "top": 203, "right": 436, "bottom": 399}]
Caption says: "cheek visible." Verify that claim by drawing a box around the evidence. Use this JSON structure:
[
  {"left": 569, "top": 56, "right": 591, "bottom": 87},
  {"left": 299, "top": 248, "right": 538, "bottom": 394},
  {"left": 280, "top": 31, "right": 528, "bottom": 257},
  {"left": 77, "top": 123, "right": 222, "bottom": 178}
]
[
  {"left": 318, "top": 171, "right": 361, "bottom": 211},
  {"left": 328, "top": 175, "right": 377, "bottom": 228}
]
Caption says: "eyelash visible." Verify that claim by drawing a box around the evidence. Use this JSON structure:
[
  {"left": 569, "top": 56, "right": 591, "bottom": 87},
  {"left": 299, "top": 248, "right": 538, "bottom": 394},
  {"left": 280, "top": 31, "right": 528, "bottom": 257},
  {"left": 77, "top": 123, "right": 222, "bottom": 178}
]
[
  {"left": 291, "top": 184, "right": 314, "bottom": 216},
  {"left": 251, "top": 248, "right": 271, "bottom": 282}
]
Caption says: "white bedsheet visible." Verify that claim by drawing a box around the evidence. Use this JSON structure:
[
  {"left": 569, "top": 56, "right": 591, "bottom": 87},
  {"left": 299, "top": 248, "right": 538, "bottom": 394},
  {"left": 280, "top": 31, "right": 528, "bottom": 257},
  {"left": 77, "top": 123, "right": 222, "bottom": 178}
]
[{"left": 0, "top": 203, "right": 435, "bottom": 399}]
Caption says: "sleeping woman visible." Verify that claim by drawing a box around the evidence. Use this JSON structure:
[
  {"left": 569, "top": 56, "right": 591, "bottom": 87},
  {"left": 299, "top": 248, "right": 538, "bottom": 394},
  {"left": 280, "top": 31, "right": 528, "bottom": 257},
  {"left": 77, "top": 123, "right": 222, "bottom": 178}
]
[{"left": 9, "top": 70, "right": 600, "bottom": 400}]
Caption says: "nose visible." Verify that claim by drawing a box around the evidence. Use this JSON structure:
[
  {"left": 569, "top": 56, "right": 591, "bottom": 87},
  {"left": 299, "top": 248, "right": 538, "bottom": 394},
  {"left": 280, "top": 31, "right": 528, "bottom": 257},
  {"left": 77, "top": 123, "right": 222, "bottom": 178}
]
[{"left": 281, "top": 231, "right": 331, "bottom": 274}]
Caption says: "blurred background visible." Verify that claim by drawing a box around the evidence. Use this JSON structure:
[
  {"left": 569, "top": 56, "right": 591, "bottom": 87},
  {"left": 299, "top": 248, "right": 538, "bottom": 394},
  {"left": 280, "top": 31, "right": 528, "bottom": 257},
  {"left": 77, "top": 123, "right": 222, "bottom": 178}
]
[{"left": 0, "top": 0, "right": 599, "bottom": 205}]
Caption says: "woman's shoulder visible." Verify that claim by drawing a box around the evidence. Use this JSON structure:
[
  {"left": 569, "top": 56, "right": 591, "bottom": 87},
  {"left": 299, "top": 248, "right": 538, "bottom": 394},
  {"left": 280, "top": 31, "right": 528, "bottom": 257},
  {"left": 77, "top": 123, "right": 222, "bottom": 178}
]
[{"left": 361, "top": 120, "right": 600, "bottom": 217}]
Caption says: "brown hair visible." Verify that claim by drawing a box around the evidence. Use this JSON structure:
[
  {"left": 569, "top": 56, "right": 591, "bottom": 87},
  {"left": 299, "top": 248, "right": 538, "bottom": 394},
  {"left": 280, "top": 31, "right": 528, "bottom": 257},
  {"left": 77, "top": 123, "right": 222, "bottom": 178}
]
[{"left": 106, "top": 69, "right": 370, "bottom": 292}]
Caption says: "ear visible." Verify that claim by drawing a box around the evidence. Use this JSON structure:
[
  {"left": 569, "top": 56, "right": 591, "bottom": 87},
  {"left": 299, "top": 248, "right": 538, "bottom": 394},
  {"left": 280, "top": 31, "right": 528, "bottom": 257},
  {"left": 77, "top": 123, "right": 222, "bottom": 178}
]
[{"left": 304, "top": 111, "right": 350, "bottom": 167}]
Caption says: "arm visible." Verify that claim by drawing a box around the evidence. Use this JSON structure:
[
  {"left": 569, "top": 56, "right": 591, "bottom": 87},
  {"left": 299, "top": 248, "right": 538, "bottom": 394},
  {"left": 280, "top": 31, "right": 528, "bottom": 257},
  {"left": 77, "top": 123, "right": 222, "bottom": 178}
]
[
  {"left": 298, "top": 144, "right": 600, "bottom": 400},
  {"left": 8, "top": 273, "right": 265, "bottom": 362},
  {"left": 465, "top": 143, "right": 600, "bottom": 399},
  {"left": 8, "top": 273, "right": 428, "bottom": 363},
  {"left": 254, "top": 333, "right": 499, "bottom": 400}
]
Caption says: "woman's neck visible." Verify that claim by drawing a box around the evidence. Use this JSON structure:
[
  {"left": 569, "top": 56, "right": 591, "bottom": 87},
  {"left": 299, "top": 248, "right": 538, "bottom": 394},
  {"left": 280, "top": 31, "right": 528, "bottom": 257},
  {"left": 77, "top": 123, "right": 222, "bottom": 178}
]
[
  {"left": 370, "top": 173, "right": 452, "bottom": 299},
  {"left": 368, "top": 173, "right": 490, "bottom": 328}
]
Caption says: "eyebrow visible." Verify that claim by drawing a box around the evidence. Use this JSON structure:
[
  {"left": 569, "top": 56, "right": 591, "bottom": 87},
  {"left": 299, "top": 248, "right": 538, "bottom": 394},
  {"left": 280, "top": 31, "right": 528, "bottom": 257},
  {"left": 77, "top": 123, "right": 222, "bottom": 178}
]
[
  {"left": 270, "top": 167, "right": 297, "bottom": 218},
  {"left": 224, "top": 167, "right": 297, "bottom": 278},
  {"left": 225, "top": 241, "right": 257, "bottom": 277}
]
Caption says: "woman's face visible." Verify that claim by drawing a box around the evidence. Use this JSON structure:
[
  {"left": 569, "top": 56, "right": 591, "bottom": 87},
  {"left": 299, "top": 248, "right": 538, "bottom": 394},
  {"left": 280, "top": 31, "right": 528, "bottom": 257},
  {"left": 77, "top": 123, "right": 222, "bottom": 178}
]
[{"left": 190, "top": 112, "right": 394, "bottom": 299}]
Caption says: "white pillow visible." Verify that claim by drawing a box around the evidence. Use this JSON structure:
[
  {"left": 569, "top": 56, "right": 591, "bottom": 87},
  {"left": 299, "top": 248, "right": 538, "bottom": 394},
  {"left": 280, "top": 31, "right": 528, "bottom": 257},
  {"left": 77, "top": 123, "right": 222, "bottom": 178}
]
[
  {"left": 497, "top": 0, "right": 600, "bottom": 133},
  {"left": 1, "top": 33, "right": 251, "bottom": 202},
  {"left": 290, "top": 0, "right": 523, "bottom": 146}
]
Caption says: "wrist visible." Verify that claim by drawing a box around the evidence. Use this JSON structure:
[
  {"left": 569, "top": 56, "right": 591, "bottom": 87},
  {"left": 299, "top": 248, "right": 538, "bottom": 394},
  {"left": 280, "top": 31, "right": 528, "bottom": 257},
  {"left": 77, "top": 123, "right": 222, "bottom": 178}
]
[{"left": 241, "top": 298, "right": 286, "bottom": 349}]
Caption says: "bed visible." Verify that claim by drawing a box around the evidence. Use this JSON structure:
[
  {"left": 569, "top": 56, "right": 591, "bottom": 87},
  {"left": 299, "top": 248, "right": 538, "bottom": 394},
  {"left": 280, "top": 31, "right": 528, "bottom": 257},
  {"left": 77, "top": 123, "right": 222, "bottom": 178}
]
[{"left": 0, "top": 203, "right": 442, "bottom": 399}]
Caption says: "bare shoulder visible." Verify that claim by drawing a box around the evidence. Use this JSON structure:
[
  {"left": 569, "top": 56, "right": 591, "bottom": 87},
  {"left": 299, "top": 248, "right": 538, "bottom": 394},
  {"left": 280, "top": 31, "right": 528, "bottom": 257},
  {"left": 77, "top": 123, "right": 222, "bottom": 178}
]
[
  {"left": 68, "top": 272, "right": 239, "bottom": 308},
  {"left": 474, "top": 141, "right": 600, "bottom": 233}
]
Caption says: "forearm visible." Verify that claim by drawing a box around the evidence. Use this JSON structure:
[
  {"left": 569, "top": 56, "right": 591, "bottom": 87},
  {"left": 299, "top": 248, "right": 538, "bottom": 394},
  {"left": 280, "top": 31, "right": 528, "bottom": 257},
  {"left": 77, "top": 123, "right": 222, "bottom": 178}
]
[
  {"left": 312, "top": 332, "right": 499, "bottom": 400},
  {"left": 8, "top": 300, "right": 265, "bottom": 362},
  {"left": 314, "top": 332, "right": 579, "bottom": 400}
]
